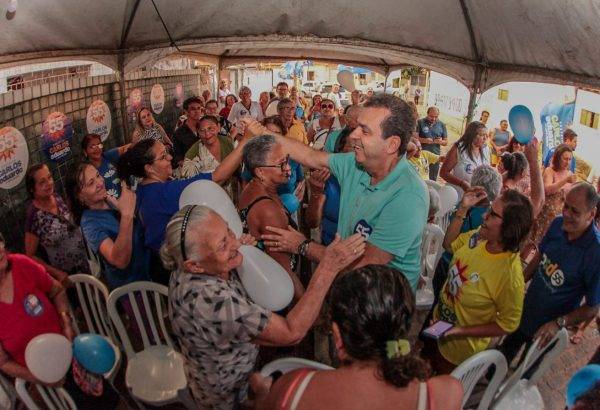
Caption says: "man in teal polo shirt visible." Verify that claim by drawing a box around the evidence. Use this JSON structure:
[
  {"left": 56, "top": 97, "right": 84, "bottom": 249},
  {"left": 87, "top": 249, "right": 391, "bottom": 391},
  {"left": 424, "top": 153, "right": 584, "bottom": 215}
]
[{"left": 245, "top": 94, "right": 428, "bottom": 290}]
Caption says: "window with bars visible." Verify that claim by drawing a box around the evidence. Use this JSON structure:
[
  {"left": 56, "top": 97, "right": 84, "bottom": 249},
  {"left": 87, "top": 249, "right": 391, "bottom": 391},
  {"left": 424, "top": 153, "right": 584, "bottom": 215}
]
[{"left": 498, "top": 89, "right": 509, "bottom": 101}]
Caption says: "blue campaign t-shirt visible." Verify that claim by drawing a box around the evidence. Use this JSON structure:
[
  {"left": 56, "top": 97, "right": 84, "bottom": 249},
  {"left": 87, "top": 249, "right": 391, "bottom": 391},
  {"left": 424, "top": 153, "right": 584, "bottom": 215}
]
[
  {"left": 136, "top": 173, "right": 212, "bottom": 251},
  {"left": 417, "top": 118, "right": 447, "bottom": 155},
  {"left": 81, "top": 209, "right": 150, "bottom": 289},
  {"left": 519, "top": 217, "right": 600, "bottom": 337},
  {"left": 542, "top": 148, "right": 576, "bottom": 173},
  {"left": 321, "top": 175, "right": 341, "bottom": 246},
  {"left": 98, "top": 148, "right": 122, "bottom": 198}
]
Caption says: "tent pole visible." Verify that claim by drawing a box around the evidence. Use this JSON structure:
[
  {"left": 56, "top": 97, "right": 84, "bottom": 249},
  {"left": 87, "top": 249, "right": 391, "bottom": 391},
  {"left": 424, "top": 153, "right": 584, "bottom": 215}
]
[
  {"left": 466, "top": 65, "right": 482, "bottom": 123},
  {"left": 118, "top": 53, "right": 129, "bottom": 142}
]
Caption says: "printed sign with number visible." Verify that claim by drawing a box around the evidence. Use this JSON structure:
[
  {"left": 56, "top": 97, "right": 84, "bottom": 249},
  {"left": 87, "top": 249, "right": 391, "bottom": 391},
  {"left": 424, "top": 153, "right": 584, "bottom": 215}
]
[
  {"left": 41, "top": 112, "right": 73, "bottom": 162},
  {"left": 86, "top": 100, "right": 112, "bottom": 141},
  {"left": 0, "top": 126, "right": 29, "bottom": 189}
]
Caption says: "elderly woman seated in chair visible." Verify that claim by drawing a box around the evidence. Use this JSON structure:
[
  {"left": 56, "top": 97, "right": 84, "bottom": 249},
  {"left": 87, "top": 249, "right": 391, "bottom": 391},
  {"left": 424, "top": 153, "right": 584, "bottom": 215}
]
[{"left": 161, "top": 205, "right": 365, "bottom": 409}]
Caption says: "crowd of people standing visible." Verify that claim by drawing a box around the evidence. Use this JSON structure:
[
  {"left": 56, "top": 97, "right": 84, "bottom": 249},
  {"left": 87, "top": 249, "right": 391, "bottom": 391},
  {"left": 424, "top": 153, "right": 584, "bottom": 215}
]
[{"left": 1, "top": 77, "right": 599, "bottom": 409}]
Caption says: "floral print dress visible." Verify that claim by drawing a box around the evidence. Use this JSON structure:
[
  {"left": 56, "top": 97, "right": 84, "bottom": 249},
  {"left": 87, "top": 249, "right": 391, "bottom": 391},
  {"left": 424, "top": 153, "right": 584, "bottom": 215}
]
[{"left": 25, "top": 195, "right": 90, "bottom": 274}]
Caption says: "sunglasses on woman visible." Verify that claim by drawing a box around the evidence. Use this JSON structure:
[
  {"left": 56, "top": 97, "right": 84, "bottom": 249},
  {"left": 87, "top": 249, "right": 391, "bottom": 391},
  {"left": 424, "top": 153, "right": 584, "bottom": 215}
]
[{"left": 322, "top": 103, "right": 335, "bottom": 109}]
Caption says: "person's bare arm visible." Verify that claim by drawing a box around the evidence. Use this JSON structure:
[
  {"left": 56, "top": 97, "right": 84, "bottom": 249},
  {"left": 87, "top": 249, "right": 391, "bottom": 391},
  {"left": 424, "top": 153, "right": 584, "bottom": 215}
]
[
  {"left": 305, "top": 169, "right": 330, "bottom": 229},
  {"left": 442, "top": 187, "right": 487, "bottom": 251},
  {"left": 241, "top": 118, "right": 330, "bottom": 169},
  {"left": 99, "top": 184, "right": 136, "bottom": 269},
  {"left": 253, "top": 234, "right": 366, "bottom": 346},
  {"left": 444, "top": 322, "right": 507, "bottom": 338},
  {"left": 524, "top": 140, "right": 544, "bottom": 217},
  {"left": 544, "top": 168, "right": 576, "bottom": 195},
  {"left": 440, "top": 145, "right": 469, "bottom": 191},
  {"left": 48, "top": 280, "right": 75, "bottom": 341},
  {"left": 24, "top": 233, "right": 69, "bottom": 284},
  {"left": 419, "top": 136, "right": 434, "bottom": 144},
  {"left": 536, "top": 304, "right": 600, "bottom": 347},
  {"left": 211, "top": 134, "right": 247, "bottom": 184}
]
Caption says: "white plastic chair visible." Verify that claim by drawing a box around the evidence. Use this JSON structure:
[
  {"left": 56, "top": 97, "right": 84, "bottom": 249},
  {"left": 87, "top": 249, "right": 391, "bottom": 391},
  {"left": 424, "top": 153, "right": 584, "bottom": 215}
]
[
  {"left": 451, "top": 349, "right": 508, "bottom": 410},
  {"left": 69, "top": 274, "right": 122, "bottom": 384},
  {"left": 260, "top": 357, "right": 333, "bottom": 378},
  {"left": 107, "top": 281, "right": 194, "bottom": 408},
  {"left": 416, "top": 223, "right": 445, "bottom": 310},
  {"left": 425, "top": 179, "right": 442, "bottom": 191},
  {"left": 15, "top": 378, "right": 76, "bottom": 410},
  {"left": 0, "top": 373, "right": 16, "bottom": 410},
  {"left": 436, "top": 185, "right": 459, "bottom": 232},
  {"left": 493, "top": 328, "right": 569, "bottom": 409}
]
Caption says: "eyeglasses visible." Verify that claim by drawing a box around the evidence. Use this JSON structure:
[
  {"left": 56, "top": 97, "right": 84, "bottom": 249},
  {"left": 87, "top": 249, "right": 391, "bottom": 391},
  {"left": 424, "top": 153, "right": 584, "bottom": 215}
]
[
  {"left": 322, "top": 103, "right": 335, "bottom": 109},
  {"left": 89, "top": 143, "right": 103, "bottom": 150},
  {"left": 154, "top": 149, "right": 170, "bottom": 162},
  {"left": 259, "top": 154, "right": 290, "bottom": 172}
]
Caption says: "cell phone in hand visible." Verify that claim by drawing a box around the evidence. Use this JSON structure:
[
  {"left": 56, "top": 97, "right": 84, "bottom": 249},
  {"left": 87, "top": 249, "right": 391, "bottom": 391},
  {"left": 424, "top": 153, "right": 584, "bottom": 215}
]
[{"left": 422, "top": 321, "right": 453, "bottom": 340}]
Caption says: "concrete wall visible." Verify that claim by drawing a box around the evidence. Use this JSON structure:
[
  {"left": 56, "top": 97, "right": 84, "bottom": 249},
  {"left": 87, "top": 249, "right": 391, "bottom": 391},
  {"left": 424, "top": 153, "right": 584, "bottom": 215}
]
[{"left": 0, "top": 68, "right": 211, "bottom": 251}]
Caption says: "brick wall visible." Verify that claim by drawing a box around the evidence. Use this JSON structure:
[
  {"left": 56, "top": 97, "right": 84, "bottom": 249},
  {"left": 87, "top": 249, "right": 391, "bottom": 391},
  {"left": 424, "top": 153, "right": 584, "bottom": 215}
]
[{"left": 0, "top": 68, "right": 212, "bottom": 251}]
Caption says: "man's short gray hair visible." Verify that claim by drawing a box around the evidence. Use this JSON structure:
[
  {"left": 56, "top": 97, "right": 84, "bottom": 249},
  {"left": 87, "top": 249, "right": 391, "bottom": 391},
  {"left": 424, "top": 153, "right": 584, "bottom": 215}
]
[
  {"left": 239, "top": 86, "right": 251, "bottom": 96},
  {"left": 471, "top": 165, "right": 502, "bottom": 202},
  {"left": 243, "top": 134, "right": 277, "bottom": 175}
]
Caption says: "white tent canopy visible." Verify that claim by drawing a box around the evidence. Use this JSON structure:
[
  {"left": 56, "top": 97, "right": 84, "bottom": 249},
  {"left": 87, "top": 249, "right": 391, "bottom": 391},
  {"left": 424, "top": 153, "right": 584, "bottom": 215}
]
[{"left": 2, "top": 0, "right": 600, "bottom": 93}]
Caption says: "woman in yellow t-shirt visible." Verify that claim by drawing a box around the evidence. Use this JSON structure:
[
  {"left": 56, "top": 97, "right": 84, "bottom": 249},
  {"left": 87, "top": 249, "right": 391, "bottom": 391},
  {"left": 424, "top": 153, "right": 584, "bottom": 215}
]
[
  {"left": 423, "top": 187, "right": 534, "bottom": 374},
  {"left": 407, "top": 137, "right": 441, "bottom": 180}
]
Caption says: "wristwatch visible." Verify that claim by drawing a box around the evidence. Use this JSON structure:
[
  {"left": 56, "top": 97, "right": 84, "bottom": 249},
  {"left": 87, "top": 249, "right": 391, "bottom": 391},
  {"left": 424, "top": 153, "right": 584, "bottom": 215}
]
[
  {"left": 556, "top": 316, "right": 567, "bottom": 328},
  {"left": 298, "top": 239, "right": 312, "bottom": 257}
]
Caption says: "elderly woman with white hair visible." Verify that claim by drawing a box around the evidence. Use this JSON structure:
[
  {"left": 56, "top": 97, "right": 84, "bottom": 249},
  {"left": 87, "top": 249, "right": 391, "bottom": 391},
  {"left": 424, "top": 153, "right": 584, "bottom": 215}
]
[{"left": 161, "top": 205, "right": 365, "bottom": 409}]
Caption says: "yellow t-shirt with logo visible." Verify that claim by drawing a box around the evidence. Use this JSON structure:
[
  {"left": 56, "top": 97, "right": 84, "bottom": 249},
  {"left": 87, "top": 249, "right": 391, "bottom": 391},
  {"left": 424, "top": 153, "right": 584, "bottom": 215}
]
[
  {"left": 286, "top": 119, "right": 308, "bottom": 145},
  {"left": 434, "top": 229, "right": 525, "bottom": 365},
  {"left": 409, "top": 151, "right": 440, "bottom": 180}
]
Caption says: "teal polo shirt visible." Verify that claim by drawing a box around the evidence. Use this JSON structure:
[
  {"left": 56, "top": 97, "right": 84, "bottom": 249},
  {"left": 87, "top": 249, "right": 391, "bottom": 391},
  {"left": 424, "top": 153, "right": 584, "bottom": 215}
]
[{"left": 328, "top": 152, "right": 429, "bottom": 290}]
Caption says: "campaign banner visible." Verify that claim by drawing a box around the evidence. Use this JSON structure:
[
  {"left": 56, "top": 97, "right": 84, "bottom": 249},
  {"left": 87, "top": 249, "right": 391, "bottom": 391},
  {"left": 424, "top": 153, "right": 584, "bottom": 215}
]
[
  {"left": 0, "top": 126, "right": 29, "bottom": 189},
  {"left": 41, "top": 112, "right": 72, "bottom": 162},
  {"left": 174, "top": 83, "right": 184, "bottom": 108},
  {"left": 127, "top": 88, "right": 143, "bottom": 122},
  {"left": 540, "top": 102, "right": 575, "bottom": 159},
  {"left": 86, "top": 100, "right": 112, "bottom": 141},
  {"left": 150, "top": 83, "right": 165, "bottom": 114}
]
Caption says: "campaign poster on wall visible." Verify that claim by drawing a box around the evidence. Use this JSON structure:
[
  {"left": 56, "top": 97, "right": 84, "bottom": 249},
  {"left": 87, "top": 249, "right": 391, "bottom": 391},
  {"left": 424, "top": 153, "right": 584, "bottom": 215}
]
[
  {"left": 0, "top": 126, "right": 29, "bottom": 190},
  {"left": 540, "top": 101, "right": 575, "bottom": 159},
  {"left": 128, "top": 88, "right": 143, "bottom": 122},
  {"left": 150, "top": 83, "right": 165, "bottom": 114},
  {"left": 41, "top": 112, "right": 73, "bottom": 162},
  {"left": 174, "top": 82, "right": 184, "bottom": 108},
  {"left": 86, "top": 100, "right": 112, "bottom": 141}
]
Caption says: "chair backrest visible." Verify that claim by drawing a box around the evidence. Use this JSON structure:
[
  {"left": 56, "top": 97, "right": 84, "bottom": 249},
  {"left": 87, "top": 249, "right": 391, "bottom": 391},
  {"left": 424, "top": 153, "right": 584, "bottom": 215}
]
[
  {"left": 0, "top": 373, "right": 16, "bottom": 410},
  {"left": 451, "top": 349, "right": 508, "bottom": 410},
  {"left": 420, "top": 223, "right": 445, "bottom": 278},
  {"left": 15, "top": 378, "right": 76, "bottom": 410},
  {"left": 260, "top": 357, "right": 333, "bottom": 377},
  {"left": 494, "top": 328, "right": 568, "bottom": 404},
  {"left": 436, "top": 185, "right": 459, "bottom": 232},
  {"left": 425, "top": 179, "right": 442, "bottom": 191},
  {"left": 107, "top": 281, "right": 174, "bottom": 360},
  {"left": 70, "top": 274, "right": 115, "bottom": 340}
]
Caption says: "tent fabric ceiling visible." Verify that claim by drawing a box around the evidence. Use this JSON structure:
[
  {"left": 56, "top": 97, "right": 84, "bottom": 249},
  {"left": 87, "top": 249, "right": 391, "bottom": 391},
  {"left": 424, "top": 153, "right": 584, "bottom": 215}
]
[{"left": 1, "top": 0, "right": 600, "bottom": 91}]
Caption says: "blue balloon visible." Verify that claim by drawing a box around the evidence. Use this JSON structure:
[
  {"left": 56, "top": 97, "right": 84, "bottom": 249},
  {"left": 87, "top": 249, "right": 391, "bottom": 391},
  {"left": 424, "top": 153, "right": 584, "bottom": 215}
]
[
  {"left": 566, "top": 364, "right": 600, "bottom": 407},
  {"left": 72, "top": 334, "right": 116, "bottom": 375},
  {"left": 508, "top": 105, "right": 535, "bottom": 144},
  {"left": 280, "top": 193, "right": 300, "bottom": 214}
]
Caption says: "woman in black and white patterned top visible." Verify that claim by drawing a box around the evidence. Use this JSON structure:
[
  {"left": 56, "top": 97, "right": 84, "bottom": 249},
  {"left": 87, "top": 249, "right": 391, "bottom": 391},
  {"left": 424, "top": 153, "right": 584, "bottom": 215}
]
[{"left": 161, "top": 205, "right": 365, "bottom": 409}]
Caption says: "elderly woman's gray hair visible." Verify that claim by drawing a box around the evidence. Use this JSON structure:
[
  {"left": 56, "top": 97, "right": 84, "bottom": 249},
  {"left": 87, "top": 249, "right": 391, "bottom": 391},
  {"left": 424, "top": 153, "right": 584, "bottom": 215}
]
[
  {"left": 243, "top": 134, "right": 277, "bottom": 176},
  {"left": 471, "top": 165, "right": 502, "bottom": 202},
  {"left": 160, "top": 205, "right": 215, "bottom": 270}
]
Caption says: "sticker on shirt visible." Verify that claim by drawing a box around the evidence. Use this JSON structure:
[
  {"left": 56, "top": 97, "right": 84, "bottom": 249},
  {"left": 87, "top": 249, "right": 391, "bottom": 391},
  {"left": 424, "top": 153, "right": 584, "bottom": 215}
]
[
  {"left": 354, "top": 219, "right": 373, "bottom": 239},
  {"left": 23, "top": 294, "right": 44, "bottom": 317},
  {"left": 540, "top": 253, "right": 565, "bottom": 287},
  {"left": 468, "top": 232, "right": 480, "bottom": 248},
  {"left": 465, "top": 163, "right": 475, "bottom": 175},
  {"left": 444, "top": 259, "right": 470, "bottom": 302},
  {"left": 422, "top": 126, "right": 430, "bottom": 133}
]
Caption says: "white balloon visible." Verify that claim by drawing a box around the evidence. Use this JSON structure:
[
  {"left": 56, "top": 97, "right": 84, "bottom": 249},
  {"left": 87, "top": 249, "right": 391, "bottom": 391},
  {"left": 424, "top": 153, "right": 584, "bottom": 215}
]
[
  {"left": 25, "top": 334, "right": 72, "bottom": 384},
  {"left": 237, "top": 245, "right": 294, "bottom": 311},
  {"left": 179, "top": 180, "right": 243, "bottom": 236},
  {"left": 337, "top": 70, "right": 356, "bottom": 92},
  {"left": 437, "top": 185, "right": 459, "bottom": 216}
]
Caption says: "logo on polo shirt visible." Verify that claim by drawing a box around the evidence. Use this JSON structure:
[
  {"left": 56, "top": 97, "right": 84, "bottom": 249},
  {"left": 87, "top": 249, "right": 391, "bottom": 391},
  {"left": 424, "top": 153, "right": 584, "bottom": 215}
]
[
  {"left": 23, "top": 294, "right": 44, "bottom": 317},
  {"left": 540, "top": 253, "right": 565, "bottom": 287},
  {"left": 354, "top": 219, "right": 373, "bottom": 239}
]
